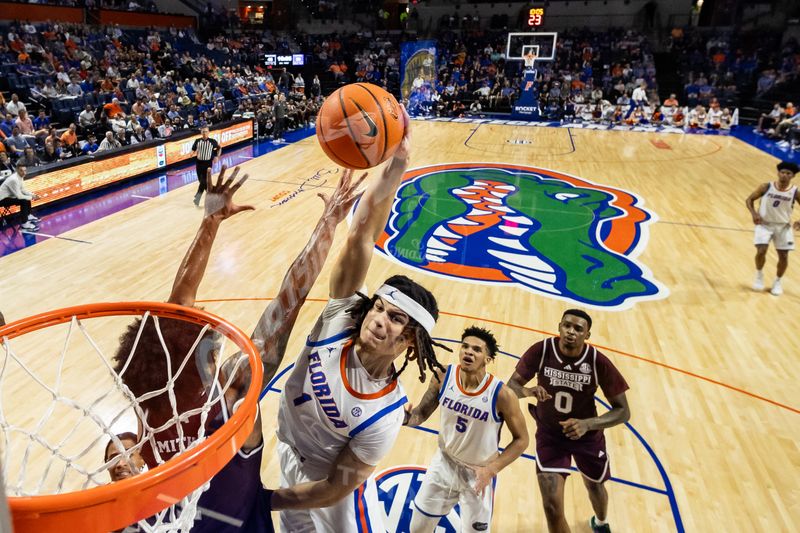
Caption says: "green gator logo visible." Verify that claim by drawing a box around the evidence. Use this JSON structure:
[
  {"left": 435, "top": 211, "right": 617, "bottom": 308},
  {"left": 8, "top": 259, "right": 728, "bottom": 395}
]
[{"left": 375, "top": 163, "right": 667, "bottom": 309}]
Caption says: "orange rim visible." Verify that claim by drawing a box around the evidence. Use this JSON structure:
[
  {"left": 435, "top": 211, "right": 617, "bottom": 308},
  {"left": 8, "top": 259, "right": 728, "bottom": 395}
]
[{"left": 0, "top": 302, "right": 263, "bottom": 533}]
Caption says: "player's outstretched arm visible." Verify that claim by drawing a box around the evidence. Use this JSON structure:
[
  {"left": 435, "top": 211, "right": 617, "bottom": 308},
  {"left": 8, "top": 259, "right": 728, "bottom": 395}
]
[
  {"left": 168, "top": 166, "right": 253, "bottom": 306},
  {"left": 745, "top": 183, "right": 769, "bottom": 225},
  {"left": 470, "top": 385, "right": 530, "bottom": 495},
  {"left": 329, "top": 105, "right": 411, "bottom": 299},
  {"left": 250, "top": 169, "right": 367, "bottom": 388},
  {"left": 403, "top": 368, "right": 445, "bottom": 427},
  {"left": 559, "top": 391, "right": 630, "bottom": 440},
  {"left": 270, "top": 442, "right": 375, "bottom": 510},
  {"left": 507, "top": 371, "right": 552, "bottom": 402}
]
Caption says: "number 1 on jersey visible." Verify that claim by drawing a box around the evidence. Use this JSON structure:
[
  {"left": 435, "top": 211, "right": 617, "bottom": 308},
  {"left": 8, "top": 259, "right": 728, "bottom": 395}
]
[{"left": 554, "top": 391, "right": 573, "bottom": 414}]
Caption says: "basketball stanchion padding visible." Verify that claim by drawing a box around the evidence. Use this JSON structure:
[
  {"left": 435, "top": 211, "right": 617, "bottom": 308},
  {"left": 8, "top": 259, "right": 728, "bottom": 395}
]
[{"left": 0, "top": 302, "right": 263, "bottom": 533}]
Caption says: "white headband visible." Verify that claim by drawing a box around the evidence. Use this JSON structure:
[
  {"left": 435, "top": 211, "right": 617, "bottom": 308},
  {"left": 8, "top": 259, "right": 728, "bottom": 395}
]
[{"left": 374, "top": 284, "right": 436, "bottom": 335}]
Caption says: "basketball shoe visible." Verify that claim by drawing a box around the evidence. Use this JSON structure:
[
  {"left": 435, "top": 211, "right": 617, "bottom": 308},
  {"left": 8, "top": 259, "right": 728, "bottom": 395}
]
[
  {"left": 753, "top": 271, "right": 765, "bottom": 291},
  {"left": 771, "top": 279, "right": 783, "bottom": 296},
  {"left": 590, "top": 516, "right": 611, "bottom": 533}
]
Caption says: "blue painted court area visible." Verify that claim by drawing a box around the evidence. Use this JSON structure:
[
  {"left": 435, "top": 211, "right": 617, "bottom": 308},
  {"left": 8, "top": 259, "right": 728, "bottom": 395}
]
[
  {"left": 0, "top": 127, "right": 316, "bottom": 257},
  {"left": 729, "top": 125, "right": 800, "bottom": 164}
]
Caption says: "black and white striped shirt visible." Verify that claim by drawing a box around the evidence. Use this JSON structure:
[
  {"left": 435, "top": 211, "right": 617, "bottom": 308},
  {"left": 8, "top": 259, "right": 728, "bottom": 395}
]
[{"left": 192, "top": 137, "right": 220, "bottom": 162}]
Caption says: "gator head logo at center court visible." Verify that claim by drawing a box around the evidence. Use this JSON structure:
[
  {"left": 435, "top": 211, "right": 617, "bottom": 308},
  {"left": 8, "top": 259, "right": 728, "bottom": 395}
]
[{"left": 376, "top": 163, "right": 667, "bottom": 309}]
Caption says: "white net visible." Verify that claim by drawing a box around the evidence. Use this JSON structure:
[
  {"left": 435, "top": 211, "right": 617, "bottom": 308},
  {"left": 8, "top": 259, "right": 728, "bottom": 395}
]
[{"left": 0, "top": 309, "right": 253, "bottom": 532}]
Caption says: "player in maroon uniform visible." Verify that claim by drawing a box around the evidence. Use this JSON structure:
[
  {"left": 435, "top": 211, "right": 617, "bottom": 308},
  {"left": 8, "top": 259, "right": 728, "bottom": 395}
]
[{"left": 507, "top": 309, "right": 630, "bottom": 533}]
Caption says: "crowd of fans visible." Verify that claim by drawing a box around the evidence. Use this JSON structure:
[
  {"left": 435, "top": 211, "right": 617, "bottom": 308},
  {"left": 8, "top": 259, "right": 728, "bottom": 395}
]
[
  {"left": 667, "top": 27, "right": 799, "bottom": 108},
  {"left": 0, "top": 21, "right": 322, "bottom": 173},
  {"left": 1, "top": 17, "right": 797, "bottom": 230},
  {"left": 756, "top": 101, "right": 800, "bottom": 150},
  {"left": 405, "top": 28, "right": 663, "bottom": 120}
]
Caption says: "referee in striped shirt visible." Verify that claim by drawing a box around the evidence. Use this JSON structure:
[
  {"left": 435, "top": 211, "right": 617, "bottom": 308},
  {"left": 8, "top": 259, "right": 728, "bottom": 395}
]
[{"left": 191, "top": 127, "right": 221, "bottom": 206}]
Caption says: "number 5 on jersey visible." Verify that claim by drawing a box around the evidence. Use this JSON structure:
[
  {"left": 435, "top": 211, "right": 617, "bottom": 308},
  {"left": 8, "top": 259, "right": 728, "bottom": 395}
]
[{"left": 455, "top": 416, "right": 468, "bottom": 433}]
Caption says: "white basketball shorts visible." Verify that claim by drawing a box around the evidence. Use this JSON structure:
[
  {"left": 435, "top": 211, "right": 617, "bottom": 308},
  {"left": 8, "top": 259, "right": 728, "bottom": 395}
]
[
  {"left": 754, "top": 223, "right": 795, "bottom": 250},
  {"left": 276, "top": 440, "right": 385, "bottom": 533},
  {"left": 413, "top": 449, "right": 494, "bottom": 532}
]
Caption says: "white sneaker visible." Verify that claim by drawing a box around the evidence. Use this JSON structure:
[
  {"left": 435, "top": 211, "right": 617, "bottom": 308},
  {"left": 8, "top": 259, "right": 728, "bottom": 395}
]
[
  {"left": 771, "top": 279, "right": 783, "bottom": 296},
  {"left": 20, "top": 221, "right": 37, "bottom": 230},
  {"left": 753, "top": 271, "right": 764, "bottom": 291},
  {"left": 27, "top": 214, "right": 40, "bottom": 222}
]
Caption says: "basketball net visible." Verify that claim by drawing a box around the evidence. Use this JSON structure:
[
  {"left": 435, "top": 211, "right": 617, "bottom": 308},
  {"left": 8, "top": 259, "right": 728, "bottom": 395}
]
[
  {"left": 0, "top": 307, "right": 255, "bottom": 532},
  {"left": 523, "top": 51, "right": 538, "bottom": 72}
]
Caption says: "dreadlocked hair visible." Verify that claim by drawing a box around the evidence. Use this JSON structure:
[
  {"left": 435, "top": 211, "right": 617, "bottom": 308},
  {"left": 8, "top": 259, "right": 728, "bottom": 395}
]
[{"left": 346, "top": 275, "right": 451, "bottom": 384}]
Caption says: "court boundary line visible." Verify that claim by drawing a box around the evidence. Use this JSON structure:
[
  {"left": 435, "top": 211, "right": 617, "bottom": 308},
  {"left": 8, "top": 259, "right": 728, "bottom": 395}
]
[
  {"left": 658, "top": 220, "right": 751, "bottom": 233},
  {"left": 18, "top": 231, "right": 92, "bottom": 244},
  {"left": 196, "top": 297, "right": 798, "bottom": 415},
  {"left": 463, "top": 123, "right": 577, "bottom": 156}
]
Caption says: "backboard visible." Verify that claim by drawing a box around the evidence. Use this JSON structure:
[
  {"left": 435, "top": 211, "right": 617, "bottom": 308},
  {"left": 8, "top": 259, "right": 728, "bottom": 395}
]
[{"left": 506, "top": 32, "right": 558, "bottom": 62}]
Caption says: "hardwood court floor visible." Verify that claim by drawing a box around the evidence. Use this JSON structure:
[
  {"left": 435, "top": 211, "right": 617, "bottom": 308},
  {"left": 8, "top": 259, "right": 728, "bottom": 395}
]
[{"left": 1, "top": 121, "right": 798, "bottom": 531}]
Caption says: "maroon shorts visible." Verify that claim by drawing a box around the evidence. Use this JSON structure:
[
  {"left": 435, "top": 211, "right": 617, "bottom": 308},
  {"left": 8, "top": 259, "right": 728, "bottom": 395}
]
[{"left": 534, "top": 429, "right": 611, "bottom": 483}]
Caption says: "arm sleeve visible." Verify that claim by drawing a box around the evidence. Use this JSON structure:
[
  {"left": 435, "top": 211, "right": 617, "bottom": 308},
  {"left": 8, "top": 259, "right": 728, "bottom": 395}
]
[
  {"left": 349, "top": 409, "right": 404, "bottom": 466},
  {"left": 595, "top": 352, "right": 629, "bottom": 400},
  {"left": 514, "top": 341, "right": 544, "bottom": 382}
]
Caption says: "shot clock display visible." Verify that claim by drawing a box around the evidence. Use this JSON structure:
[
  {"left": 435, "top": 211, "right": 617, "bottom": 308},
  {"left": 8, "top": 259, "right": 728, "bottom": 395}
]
[{"left": 527, "top": 7, "right": 545, "bottom": 27}]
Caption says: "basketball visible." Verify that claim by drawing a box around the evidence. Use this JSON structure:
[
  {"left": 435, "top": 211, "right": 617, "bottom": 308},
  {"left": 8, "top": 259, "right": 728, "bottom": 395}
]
[{"left": 315, "top": 83, "right": 404, "bottom": 169}]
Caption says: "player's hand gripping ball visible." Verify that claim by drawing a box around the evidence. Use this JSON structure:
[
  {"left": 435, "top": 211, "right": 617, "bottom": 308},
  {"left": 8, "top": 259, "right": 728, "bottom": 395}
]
[{"left": 316, "top": 83, "right": 405, "bottom": 169}]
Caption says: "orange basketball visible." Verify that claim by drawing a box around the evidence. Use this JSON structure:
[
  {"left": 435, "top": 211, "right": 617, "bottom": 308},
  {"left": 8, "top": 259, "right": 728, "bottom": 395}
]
[{"left": 316, "top": 83, "right": 404, "bottom": 169}]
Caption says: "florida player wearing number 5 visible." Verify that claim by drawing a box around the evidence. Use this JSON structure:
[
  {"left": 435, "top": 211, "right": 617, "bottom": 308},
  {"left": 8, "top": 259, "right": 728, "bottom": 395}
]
[
  {"left": 404, "top": 327, "right": 529, "bottom": 533},
  {"left": 507, "top": 310, "right": 630, "bottom": 533}
]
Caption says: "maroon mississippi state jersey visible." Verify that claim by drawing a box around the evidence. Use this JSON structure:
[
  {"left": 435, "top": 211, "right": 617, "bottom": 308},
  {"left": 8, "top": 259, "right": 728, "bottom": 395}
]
[
  {"left": 515, "top": 337, "right": 629, "bottom": 442},
  {"left": 140, "top": 389, "right": 223, "bottom": 469}
]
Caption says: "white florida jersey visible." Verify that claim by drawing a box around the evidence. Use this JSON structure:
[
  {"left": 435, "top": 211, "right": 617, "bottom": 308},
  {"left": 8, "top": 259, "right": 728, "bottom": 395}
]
[
  {"left": 437, "top": 364, "right": 504, "bottom": 467},
  {"left": 276, "top": 294, "right": 408, "bottom": 478},
  {"left": 759, "top": 182, "right": 797, "bottom": 224}
]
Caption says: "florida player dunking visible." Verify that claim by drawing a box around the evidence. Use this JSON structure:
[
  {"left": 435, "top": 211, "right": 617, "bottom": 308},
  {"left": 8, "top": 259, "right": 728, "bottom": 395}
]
[{"left": 508, "top": 310, "right": 631, "bottom": 533}]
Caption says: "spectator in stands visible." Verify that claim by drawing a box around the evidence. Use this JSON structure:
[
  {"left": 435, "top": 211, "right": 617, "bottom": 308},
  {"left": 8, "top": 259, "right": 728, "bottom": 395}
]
[
  {"left": 720, "top": 108, "right": 734, "bottom": 130},
  {"left": 5, "top": 94, "right": 26, "bottom": 118},
  {"left": 14, "top": 110, "right": 38, "bottom": 142},
  {"left": 158, "top": 120, "right": 174, "bottom": 138},
  {"left": 82, "top": 134, "right": 100, "bottom": 155},
  {"left": 130, "top": 125, "right": 150, "bottom": 144},
  {"left": 114, "top": 129, "right": 128, "bottom": 147},
  {"left": 5, "top": 128, "right": 28, "bottom": 159},
  {"left": 0, "top": 115, "right": 15, "bottom": 138},
  {"left": 67, "top": 79, "right": 83, "bottom": 97},
  {"left": 33, "top": 110, "right": 50, "bottom": 133},
  {"left": 79, "top": 105, "right": 98, "bottom": 136},
  {"left": 0, "top": 152, "right": 15, "bottom": 176},
  {"left": 103, "top": 97, "right": 126, "bottom": 120},
  {"left": 664, "top": 94, "right": 679, "bottom": 108},
  {"left": 41, "top": 139, "right": 63, "bottom": 164},
  {"left": 688, "top": 105, "right": 707, "bottom": 129},
  {"left": 61, "top": 124, "right": 81, "bottom": 157},
  {"left": 19, "top": 147, "right": 39, "bottom": 168},
  {"left": 97, "top": 131, "right": 122, "bottom": 152},
  {"left": 707, "top": 105, "right": 723, "bottom": 129},
  {"left": 758, "top": 103, "right": 783, "bottom": 134},
  {"left": 0, "top": 163, "right": 39, "bottom": 230}
]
